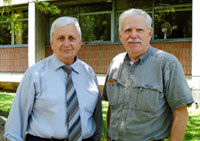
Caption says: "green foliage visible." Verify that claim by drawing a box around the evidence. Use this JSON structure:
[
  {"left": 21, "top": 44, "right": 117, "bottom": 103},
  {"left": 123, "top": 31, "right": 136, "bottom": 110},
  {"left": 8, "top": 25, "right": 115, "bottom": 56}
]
[
  {"left": 7, "top": 13, "right": 21, "bottom": 34},
  {"left": 1, "top": 0, "right": 12, "bottom": 5},
  {"left": 35, "top": 0, "right": 61, "bottom": 15}
]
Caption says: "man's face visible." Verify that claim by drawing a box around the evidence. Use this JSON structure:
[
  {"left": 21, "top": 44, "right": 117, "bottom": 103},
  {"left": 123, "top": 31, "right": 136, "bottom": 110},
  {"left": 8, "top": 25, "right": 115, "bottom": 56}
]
[
  {"left": 119, "top": 14, "right": 152, "bottom": 61},
  {"left": 50, "top": 23, "right": 82, "bottom": 65}
]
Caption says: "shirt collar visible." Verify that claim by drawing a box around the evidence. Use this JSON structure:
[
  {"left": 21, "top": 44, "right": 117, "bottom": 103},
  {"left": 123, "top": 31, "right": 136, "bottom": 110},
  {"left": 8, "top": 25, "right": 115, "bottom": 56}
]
[
  {"left": 139, "top": 45, "right": 152, "bottom": 64},
  {"left": 124, "top": 45, "right": 152, "bottom": 65},
  {"left": 51, "top": 54, "right": 79, "bottom": 74}
]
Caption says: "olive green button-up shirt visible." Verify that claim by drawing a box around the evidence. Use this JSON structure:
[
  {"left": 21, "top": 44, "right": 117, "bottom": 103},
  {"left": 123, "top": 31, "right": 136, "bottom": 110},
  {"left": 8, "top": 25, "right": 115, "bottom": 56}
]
[{"left": 103, "top": 46, "right": 194, "bottom": 141}]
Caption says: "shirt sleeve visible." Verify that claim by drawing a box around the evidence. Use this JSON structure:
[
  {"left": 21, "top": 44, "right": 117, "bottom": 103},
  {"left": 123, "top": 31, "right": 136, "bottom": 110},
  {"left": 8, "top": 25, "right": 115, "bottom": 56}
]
[
  {"left": 164, "top": 58, "right": 194, "bottom": 111},
  {"left": 4, "top": 70, "right": 36, "bottom": 141}
]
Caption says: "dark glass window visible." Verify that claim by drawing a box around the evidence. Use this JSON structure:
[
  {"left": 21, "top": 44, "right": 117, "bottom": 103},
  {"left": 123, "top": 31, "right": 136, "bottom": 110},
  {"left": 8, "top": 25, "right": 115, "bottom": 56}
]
[
  {"left": 154, "top": 0, "right": 192, "bottom": 6},
  {"left": 48, "top": 0, "right": 192, "bottom": 43},
  {"left": 60, "top": 5, "right": 78, "bottom": 15},
  {"left": 154, "top": 6, "right": 192, "bottom": 39},
  {"left": 51, "top": 2, "right": 112, "bottom": 43},
  {"left": 79, "top": 2, "right": 112, "bottom": 13},
  {"left": 0, "top": 10, "right": 28, "bottom": 45},
  {"left": 117, "top": 0, "right": 153, "bottom": 11},
  {"left": 80, "top": 14, "right": 111, "bottom": 42},
  {"left": 0, "top": 22, "right": 11, "bottom": 45},
  {"left": 15, "top": 20, "right": 28, "bottom": 44}
]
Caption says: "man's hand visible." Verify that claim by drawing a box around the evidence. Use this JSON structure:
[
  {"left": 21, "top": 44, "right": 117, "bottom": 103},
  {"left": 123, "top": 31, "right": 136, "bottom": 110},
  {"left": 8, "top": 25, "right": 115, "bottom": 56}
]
[{"left": 170, "top": 105, "right": 189, "bottom": 141}]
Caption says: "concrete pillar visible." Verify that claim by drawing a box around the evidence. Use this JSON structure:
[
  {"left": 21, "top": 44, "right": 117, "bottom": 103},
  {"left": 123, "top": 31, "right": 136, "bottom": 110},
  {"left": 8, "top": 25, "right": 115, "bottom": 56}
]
[
  {"left": 28, "top": 2, "right": 36, "bottom": 67},
  {"left": 28, "top": 1, "right": 47, "bottom": 67},
  {"left": 35, "top": 7, "right": 47, "bottom": 62},
  {"left": 192, "top": 0, "right": 200, "bottom": 103}
]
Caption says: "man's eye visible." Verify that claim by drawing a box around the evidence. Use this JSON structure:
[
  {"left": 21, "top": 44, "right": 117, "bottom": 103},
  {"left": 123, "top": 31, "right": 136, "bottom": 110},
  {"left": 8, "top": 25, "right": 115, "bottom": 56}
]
[
  {"left": 69, "top": 36, "right": 75, "bottom": 41},
  {"left": 125, "top": 29, "right": 131, "bottom": 33},
  {"left": 137, "top": 28, "right": 144, "bottom": 32},
  {"left": 58, "top": 36, "right": 64, "bottom": 40}
]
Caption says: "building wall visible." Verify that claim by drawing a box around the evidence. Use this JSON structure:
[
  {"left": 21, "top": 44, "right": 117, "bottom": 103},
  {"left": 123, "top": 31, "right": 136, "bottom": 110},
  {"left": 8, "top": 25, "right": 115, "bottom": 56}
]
[
  {"left": 46, "top": 40, "right": 192, "bottom": 75},
  {"left": 0, "top": 47, "right": 28, "bottom": 72},
  {"left": 0, "top": 41, "right": 191, "bottom": 75}
]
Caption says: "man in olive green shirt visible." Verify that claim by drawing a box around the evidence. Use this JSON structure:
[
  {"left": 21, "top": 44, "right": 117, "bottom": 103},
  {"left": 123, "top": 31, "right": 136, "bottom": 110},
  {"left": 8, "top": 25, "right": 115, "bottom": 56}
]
[{"left": 103, "top": 8, "right": 194, "bottom": 141}]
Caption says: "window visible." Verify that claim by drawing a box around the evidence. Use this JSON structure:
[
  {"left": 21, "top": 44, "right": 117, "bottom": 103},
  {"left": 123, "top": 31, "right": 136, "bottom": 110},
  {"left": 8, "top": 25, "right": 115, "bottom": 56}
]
[
  {"left": 116, "top": 0, "right": 192, "bottom": 40},
  {"left": 116, "top": 0, "right": 153, "bottom": 11},
  {"left": 154, "top": 5, "right": 192, "bottom": 39},
  {"left": 80, "top": 14, "right": 111, "bottom": 42},
  {"left": 0, "top": 10, "right": 28, "bottom": 45},
  {"left": 49, "top": 2, "right": 112, "bottom": 43},
  {"left": 48, "top": 0, "right": 192, "bottom": 44},
  {"left": 0, "top": 22, "right": 11, "bottom": 45}
]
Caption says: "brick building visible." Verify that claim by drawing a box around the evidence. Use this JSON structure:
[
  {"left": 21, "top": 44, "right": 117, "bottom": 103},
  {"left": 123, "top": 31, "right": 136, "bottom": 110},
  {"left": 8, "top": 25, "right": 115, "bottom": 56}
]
[{"left": 0, "top": 0, "right": 199, "bottom": 103}]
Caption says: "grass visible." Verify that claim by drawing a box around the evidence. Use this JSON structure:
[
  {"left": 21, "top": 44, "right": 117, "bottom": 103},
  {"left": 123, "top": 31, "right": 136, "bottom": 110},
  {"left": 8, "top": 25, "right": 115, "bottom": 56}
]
[
  {"left": 184, "top": 107, "right": 200, "bottom": 140},
  {"left": 0, "top": 93, "right": 199, "bottom": 140},
  {"left": 0, "top": 92, "right": 15, "bottom": 118}
]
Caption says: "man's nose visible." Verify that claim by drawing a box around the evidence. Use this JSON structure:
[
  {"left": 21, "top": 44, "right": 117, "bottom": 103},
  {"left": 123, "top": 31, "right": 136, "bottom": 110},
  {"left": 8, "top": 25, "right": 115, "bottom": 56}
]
[
  {"left": 130, "top": 30, "right": 137, "bottom": 38},
  {"left": 63, "top": 39, "right": 70, "bottom": 46}
]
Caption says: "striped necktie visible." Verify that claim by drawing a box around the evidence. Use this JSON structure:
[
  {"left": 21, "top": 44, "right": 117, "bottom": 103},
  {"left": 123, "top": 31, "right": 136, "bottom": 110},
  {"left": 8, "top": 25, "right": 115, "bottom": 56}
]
[{"left": 63, "top": 66, "right": 82, "bottom": 141}]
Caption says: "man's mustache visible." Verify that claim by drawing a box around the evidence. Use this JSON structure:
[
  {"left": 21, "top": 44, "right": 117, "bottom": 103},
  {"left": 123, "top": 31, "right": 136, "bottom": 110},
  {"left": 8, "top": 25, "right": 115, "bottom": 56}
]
[{"left": 127, "top": 39, "right": 142, "bottom": 43}]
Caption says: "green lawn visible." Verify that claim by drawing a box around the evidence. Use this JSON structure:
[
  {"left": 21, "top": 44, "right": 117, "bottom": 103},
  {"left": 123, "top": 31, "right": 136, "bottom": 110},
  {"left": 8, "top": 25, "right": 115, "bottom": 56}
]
[
  {"left": 0, "top": 93, "right": 200, "bottom": 140},
  {"left": 0, "top": 92, "right": 15, "bottom": 118}
]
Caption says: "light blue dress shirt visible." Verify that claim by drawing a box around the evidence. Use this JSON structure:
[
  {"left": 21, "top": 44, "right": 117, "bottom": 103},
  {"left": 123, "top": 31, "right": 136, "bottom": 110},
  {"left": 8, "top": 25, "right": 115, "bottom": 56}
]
[{"left": 4, "top": 54, "right": 102, "bottom": 141}]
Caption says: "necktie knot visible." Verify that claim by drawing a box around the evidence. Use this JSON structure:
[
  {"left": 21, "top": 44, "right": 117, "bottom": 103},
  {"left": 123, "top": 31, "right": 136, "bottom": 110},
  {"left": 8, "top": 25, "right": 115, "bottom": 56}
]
[{"left": 62, "top": 66, "right": 72, "bottom": 75}]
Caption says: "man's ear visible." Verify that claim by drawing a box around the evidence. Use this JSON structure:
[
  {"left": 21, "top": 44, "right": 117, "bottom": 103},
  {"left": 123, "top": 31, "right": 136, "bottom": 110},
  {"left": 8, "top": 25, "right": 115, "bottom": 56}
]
[
  {"left": 149, "top": 28, "right": 153, "bottom": 38},
  {"left": 50, "top": 40, "right": 53, "bottom": 49},
  {"left": 79, "top": 39, "right": 82, "bottom": 48},
  {"left": 118, "top": 29, "right": 123, "bottom": 42}
]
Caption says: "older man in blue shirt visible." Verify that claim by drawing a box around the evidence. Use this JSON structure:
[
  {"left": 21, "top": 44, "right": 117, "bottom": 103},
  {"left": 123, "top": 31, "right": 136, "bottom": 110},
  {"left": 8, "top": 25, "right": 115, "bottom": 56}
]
[{"left": 4, "top": 17, "right": 103, "bottom": 141}]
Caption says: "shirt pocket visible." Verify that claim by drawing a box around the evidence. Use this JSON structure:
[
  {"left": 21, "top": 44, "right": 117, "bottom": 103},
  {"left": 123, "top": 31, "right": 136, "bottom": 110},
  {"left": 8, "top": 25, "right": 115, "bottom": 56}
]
[
  {"left": 106, "top": 79, "right": 125, "bottom": 106},
  {"left": 132, "top": 85, "right": 162, "bottom": 113}
]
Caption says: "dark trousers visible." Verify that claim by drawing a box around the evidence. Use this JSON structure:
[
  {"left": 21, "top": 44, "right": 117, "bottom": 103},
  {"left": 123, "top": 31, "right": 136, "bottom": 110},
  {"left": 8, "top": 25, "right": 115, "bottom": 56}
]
[
  {"left": 26, "top": 133, "right": 93, "bottom": 141},
  {"left": 110, "top": 138, "right": 163, "bottom": 141}
]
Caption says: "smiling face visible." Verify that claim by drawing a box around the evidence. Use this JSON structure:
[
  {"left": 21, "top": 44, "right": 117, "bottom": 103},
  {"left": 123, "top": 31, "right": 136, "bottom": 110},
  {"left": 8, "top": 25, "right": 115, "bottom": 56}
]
[
  {"left": 50, "top": 23, "right": 82, "bottom": 65},
  {"left": 119, "top": 14, "right": 152, "bottom": 62}
]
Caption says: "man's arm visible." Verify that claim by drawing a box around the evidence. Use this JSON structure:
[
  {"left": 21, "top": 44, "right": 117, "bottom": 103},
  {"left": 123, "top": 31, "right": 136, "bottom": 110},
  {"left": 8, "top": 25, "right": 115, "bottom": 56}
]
[
  {"left": 92, "top": 93, "right": 103, "bottom": 141},
  {"left": 106, "top": 105, "right": 111, "bottom": 141},
  {"left": 4, "top": 71, "right": 36, "bottom": 140},
  {"left": 170, "top": 105, "right": 189, "bottom": 141}
]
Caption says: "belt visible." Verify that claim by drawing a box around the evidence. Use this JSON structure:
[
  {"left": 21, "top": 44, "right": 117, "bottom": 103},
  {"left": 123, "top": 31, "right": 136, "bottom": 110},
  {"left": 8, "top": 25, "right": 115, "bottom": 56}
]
[{"left": 26, "top": 133, "right": 93, "bottom": 141}]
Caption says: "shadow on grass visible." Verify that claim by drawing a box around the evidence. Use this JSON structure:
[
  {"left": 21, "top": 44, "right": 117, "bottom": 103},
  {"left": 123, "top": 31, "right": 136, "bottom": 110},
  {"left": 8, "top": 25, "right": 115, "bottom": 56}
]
[{"left": 0, "top": 110, "right": 9, "bottom": 118}]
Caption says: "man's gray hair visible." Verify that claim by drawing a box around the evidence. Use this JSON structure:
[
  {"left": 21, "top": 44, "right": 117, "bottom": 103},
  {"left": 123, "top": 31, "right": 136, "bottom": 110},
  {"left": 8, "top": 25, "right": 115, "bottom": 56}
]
[
  {"left": 50, "top": 16, "right": 81, "bottom": 40},
  {"left": 119, "top": 8, "right": 152, "bottom": 33}
]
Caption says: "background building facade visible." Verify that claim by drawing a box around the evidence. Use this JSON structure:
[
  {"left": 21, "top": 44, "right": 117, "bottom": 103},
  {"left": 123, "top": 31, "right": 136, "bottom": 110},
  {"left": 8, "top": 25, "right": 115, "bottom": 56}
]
[{"left": 0, "top": 0, "right": 199, "bottom": 103}]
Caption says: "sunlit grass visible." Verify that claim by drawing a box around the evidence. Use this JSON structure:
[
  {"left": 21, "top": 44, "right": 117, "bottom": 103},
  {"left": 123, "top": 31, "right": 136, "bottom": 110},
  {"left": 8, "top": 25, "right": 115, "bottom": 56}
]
[
  {"left": 184, "top": 107, "right": 200, "bottom": 140},
  {"left": 0, "top": 92, "right": 15, "bottom": 118},
  {"left": 102, "top": 100, "right": 108, "bottom": 141}
]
